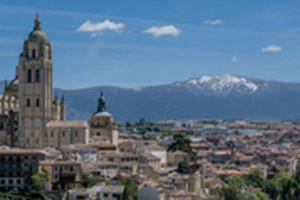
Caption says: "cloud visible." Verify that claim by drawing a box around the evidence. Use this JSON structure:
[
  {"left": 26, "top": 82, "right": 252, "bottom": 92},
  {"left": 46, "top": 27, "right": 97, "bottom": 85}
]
[
  {"left": 203, "top": 19, "right": 224, "bottom": 25},
  {"left": 77, "top": 19, "right": 125, "bottom": 35},
  {"left": 143, "top": 25, "right": 181, "bottom": 37},
  {"left": 261, "top": 45, "right": 282, "bottom": 52},
  {"left": 232, "top": 57, "right": 238, "bottom": 62}
]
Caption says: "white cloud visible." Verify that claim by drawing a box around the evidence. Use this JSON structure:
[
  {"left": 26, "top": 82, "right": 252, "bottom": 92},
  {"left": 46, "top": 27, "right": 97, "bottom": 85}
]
[
  {"left": 232, "top": 57, "right": 238, "bottom": 62},
  {"left": 203, "top": 19, "right": 224, "bottom": 25},
  {"left": 143, "top": 25, "right": 181, "bottom": 37},
  {"left": 77, "top": 19, "right": 125, "bottom": 35},
  {"left": 261, "top": 45, "right": 282, "bottom": 52}
]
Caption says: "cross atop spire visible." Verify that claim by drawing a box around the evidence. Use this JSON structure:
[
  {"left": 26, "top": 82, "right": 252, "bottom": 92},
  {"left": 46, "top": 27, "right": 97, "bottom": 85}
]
[{"left": 34, "top": 12, "right": 41, "bottom": 31}]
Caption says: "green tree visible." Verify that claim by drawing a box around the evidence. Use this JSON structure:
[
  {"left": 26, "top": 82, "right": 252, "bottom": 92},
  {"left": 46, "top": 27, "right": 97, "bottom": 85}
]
[
  {"left": 31, "top": 170, "right": 49, "bottom": 191},
  {"left": 153, "top": 127, "right": 160, "bottom": 132},
  {"left": 168, "top": 133, "right": 194, "bottom": 155},
  {"left": 294, "top": 164, "right": 300, "bottom": 184},
  {"left": 125, "top": 122, "right": 131, "bottom": 128},
  {"left": 80, "top": 168, "right": 93, "bottom": 188},
  {"left": 263, "top": 170, "right": 297, "bottom": 200},
  {"left": 263, "top": 179, "right": 277, "bottom": 199},
  {"left": 247, "top": 168, "right": 265, "bottom": 188},
  {"left": 177, "top": 161, "right": 190, "bottom": 174},
  {"left": 226, "top": 174, "right": 245, "bottom": 190},
  {"left": 252, "top": 191, "right": 268, "bottom": 200},
  {"left": 217, "top": 175, "right": 245, "bottom": 200},
  {"left": 122, "top": 177, "right": 137, "bottom": 200}
]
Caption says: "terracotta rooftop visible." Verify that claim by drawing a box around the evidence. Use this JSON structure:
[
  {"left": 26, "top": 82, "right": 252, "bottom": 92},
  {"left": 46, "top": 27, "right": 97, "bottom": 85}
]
[
  {"left": 0, "top": 148, "right": 44, "bottom": 155},
  {"left": 140, "top": 153, "right": 161, "bottom": 161},
  {"left": 40, "top": 159, "right": 81, "bottom": 165},
  {"left": 47, "top": 120, "right": 88, "bottom": 127}
]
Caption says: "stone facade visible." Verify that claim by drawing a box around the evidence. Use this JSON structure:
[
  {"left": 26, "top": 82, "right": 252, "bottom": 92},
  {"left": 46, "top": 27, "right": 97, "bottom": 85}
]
[{"left": 0, "top": 15, "right": 117, "bottom": 149}]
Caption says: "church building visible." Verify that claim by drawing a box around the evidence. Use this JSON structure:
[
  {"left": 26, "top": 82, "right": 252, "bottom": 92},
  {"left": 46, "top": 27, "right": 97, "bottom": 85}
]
[{"left": 0, "top": 15, "right": 118, "bottom": 149}]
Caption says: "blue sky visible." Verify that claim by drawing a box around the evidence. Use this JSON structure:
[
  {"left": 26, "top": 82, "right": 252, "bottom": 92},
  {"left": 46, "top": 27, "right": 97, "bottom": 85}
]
[{"left": 0, "top": 1, "right": 300, "bottom": 89}]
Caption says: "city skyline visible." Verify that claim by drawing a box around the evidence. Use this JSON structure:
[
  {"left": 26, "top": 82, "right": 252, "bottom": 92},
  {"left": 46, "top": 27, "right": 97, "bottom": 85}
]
[{"left": 0, "top": 1, "right": 300, "bottom": 89}]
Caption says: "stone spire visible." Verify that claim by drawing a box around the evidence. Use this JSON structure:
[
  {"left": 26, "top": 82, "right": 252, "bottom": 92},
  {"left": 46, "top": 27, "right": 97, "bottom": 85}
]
[
  {"left": 54, "top": 92, "right": 58, "bottom": 102},
  {"left": 97, "top": 90, "right": 106, "bottom": 112},
  {"left": 34, "top": 12, "right": 41, "bottom": 30},
  {"left": 61, "top": 93, "right": 64, "bottom": 103}
]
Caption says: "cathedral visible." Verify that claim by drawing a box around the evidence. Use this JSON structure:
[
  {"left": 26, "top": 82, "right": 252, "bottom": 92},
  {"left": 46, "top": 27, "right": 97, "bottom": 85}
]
[{"left": 0, "top": 14, "right": 118, "bottom": 149}]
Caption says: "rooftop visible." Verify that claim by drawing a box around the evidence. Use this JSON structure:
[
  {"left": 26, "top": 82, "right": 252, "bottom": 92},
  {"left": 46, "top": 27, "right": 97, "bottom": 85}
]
[{"left": 47, "top": 120, "right": 88, "bottom": 127}]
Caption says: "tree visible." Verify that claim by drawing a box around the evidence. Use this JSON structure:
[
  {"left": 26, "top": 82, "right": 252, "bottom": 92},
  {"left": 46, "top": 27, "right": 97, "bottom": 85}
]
[
  {"left": 218, "top": 175, "right": 245, "bottom": 200},
  {"left": 31, "top": 170, "right": 49, "bottom": 191},
  {"left": 263, "top": 170, "right": 296, "bottom": 200},
  {"left": 80, "top": 168, "right": 93, "bottom": 188},
  {"left": 177, "top": 161, "right": 190, "bottom": 174},
  {"left": 263, "top": 179, "right": 277, "bottom": 199},
  {"left": 247, "top": 168, "right": 265, "bottom": 188},
  {"left": 226, "top": 174, "right": 245, "bottom": 190},
  {"left": 294, "top": 164, "right": 300, "bottom": 184},
  {"left": 125, "top": 122, "right": 131, "bottom": 128},
  {"left": 122, "top": 177, "right": 137, "bottom": 200},
  {"left": 168, "top": 133, "right": 194, "bottom": 155},
  {"left": 153, "top": 127, "right": 160, "bottom": 132}
]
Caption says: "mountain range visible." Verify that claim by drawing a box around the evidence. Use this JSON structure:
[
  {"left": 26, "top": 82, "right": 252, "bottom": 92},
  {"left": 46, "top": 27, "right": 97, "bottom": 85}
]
[{"left": 1, "top": 74, "right": 300, "bottom": 122}]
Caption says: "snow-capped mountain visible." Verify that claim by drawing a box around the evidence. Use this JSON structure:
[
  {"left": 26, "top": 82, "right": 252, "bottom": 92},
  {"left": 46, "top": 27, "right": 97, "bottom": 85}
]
[
  {"left": 186, "top": 75, "right": 259, "bottom": 93},
  {"left": 174, "top": 74, "right": 270, "bottom": 95},
  {"left": 2, "top": 75, "right": 300, "bottom": 122}
]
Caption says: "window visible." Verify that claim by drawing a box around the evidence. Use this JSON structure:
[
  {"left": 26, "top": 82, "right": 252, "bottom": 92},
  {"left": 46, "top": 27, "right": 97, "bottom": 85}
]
[
  {"left": 36, "top": 98, "right": 40, "bottom": 107},
  {"left": 75, "top": 131, "right": 78, "bottom": 137},
  {"left": 51, "top": 131, "right": 54, "bottom": 137},
  {"left": 26, "top": 138, "right": 29, "bottom": 144},
  {"left": 32, "top": 49, "right": 36, "bottom": 58},
  {"left": 26, "top": 98, "right": 30, "bottom": 107},
  {"left": 27, "top": 69, "right": 32, "bottom": 83},
  {"left": 97, "top": 132, "right": 100, "bottom": 136},
  {"left": 62, "top": 131, "right": 65, "bottom": 137},
  {"left": 17, "top": 179, "right": 21, "bottom": 184},
  {"left": 36, "top": 138, "right": 39, "bottom": 144},
  {"left": 35, "top": 69, "right": 40, "bottom": 82},
  {"left": 104, "top": 194, "right": 108, "bottom": 197}
]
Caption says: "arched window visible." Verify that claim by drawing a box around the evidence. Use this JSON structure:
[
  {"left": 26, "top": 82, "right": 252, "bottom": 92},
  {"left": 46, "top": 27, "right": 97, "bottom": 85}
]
[
  {"left": 35, "top": 69, "right": 40, "bottom": 83},
  {"left": 26, "top": 98, "right": 30, "bottom": 107},
  {"left": 32, "top": 49, "right": 36, "bottom": 59},
  {"left": 27, "top": 69, "right": 32, "bottom": 83},
  {"left": 36, "top": 98, "right": 40, "bottom": 107}
]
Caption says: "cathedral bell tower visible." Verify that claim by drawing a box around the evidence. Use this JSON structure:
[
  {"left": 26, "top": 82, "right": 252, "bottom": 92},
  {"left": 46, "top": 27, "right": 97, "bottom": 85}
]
[{"left": 18, "top": 14, "right": 53, "bottom": 148}]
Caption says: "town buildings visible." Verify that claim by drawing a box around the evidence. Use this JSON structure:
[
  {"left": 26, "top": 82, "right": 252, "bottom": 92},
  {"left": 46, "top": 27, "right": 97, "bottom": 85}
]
[{"left": 0, "top": 148, "right": 46, "bottom": 191}]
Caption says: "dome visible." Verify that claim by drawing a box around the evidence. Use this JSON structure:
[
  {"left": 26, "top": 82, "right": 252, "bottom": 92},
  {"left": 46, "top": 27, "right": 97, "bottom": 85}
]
[
  {"left": 28, "top": 13, "right": 46, "bottom": 41},
  {"left": 93, "top": 111, "right": 112, "bottom": 117},
  {"left": 28, "top": 30, "right": 46, "bottom": 40},
  {"left": 9, "top": 78, "right": 19, "bottom": 86}
]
